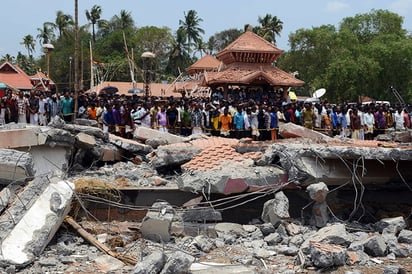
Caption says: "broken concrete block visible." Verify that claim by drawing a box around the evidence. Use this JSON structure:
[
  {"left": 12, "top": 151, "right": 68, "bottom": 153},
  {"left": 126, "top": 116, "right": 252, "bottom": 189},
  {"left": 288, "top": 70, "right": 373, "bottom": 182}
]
[
  {"left": 0, "top": 185, "right": 18, "bottom": 212},
  {"left": 150, "top": 145, "right": 202, "bottom": 169},
  {"left": 192, "top": 235, "right": 215, "bottom": 253},
  {"left": 261, "top": 191, "right": 290, "bottom": 227},
  {"left": 132, "top": 251, "right": 166, "bottom": 274},
  {"left": 363, "top": 235, "right": 387, "bottom": 257},
  {"left": 181, "top": 208, "right": 222, "bottom": 222},
  {"left": 398, "top": 229, "right": 412, "bottom": 244},
  {"left": 94, "top": 254, "right": 124, "bottom": 272},
  {"left": 179, "top": 161, "right": 287, "bottom": 195},
  {"left": 99, "top": 144, "right": 123, "bottom": 162},
  {"left": 75, "top": 132, "right": 96, "bottom": 149},
  {"left": 74, "top": 118, "right": 99, "bottom": 127},
  {"left": 214, "top": 222, "right": 246, "bottom": 238},
  {"left": 279, "top": 122, "right": 332, "bottom": 141},
  {"left": 311, "top": 201, "right": 329, "bottom": 228},
  {"left": 393, "top": 131, "right": 411, "bottom": 143},
  {"left": 0, "top": 127, "right": 40, "bottom": 149},
  {"left": 0, "top": 176, "right": 74, "bottom": 267},
  {"left": 300, "top": 223, "right": 353, "bottom": 254},
  {"left": 109, "top": 134, "right": 152, "bottom": 154},
  {"left": 134, "top": 126, "right": 185, "bottom": 144},
  {"left": 0, "top": 149, "right": 34, "bottom": 184},
  {"left": 46, "top": 128, "right": 75, "bottom": 147},
  {"left": 307, "top": 182, "right": 329, "bottom": 203},
  {"left": 141, "top": 202, "right": 175, "bottom": 242},
  {"left": 160, "top": 251, "right": 195, "bottom": 274},
  {"left": 309, "top": 241, "right": 347, "bottom": 268},
  {"left": 376, "top": 216, "right": 406, "bottom": 234}
]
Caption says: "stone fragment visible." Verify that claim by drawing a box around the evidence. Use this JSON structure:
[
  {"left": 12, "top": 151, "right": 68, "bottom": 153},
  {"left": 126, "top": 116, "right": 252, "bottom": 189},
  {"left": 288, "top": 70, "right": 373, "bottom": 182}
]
[
  {"left": 109, "top": 134, "right": 152, "bottom": 154},
  {"left": 393, "top": 131, "right": 411, "bottom": 143},
  {"left": 140, "top": 202, "right": 174, "bottom": 242},
  {"left": 73, "top": 118, "right": 99, "bottom": 127},
  {"left": 363, "top": 235, "right": 387, "bottom": 257},
  {"left": 192, "top": 235, "right": 215, "bottom": 253},
  {"left": 0, "top": 185, "right": 18, "bottom": 212},
  {"left": 160, "top": 251, "right": 195, "bottom": 274},
  {"left": 181, "top": 208, "right": 222, "bottom": 222},
  {"left": 264, "top": 232, "right": 282, "bottom": 246},
  {"left": 275, "top": 245, "right": 299, "bottom": 256},
  {"left": 306, "top": 182, "right": 328, "bottom": 202},
  {"left": 0, "top": 149, "right": 34, "bottom": 184},
  {"left": 383, "top": 265, "right": 404, "bottom": 274},
  {"left": 261, "top": 191, "right": 290, "bottom": 226},
  {"left": 99, "top": 144, "right": 123, "bottom": 162},
  {"left": 132, "top": 251, "right": 166, "bottom": 274},
  {"left": 150, "top": 145, "right": 202, "bottom": 169},
  {"left": 0, "top": 176, "right": 74, "bottom": 267},
  {"left": 94, "top": 254, "right": 125, "bottom": 272},
  {"left": 75, "top": 132, "right": 96, "bottom": 149},
  {"left": 214, "top": 222, "right": 246, "bottom": 238},
  {"left": 46, "top": 128, "right": 75, "bottom": 147},
  {"left": 376, "top": 216, "right": 406, "bottom": 234},
  {"left": 346, "top": 250, "right": 369, "bottom": 266},
  {"left": 386, "top": 241, "right": 411, "bottom": 258},
  {"left": 279, "top": 122, "right": 332, "bottom": 141},
  {"left": 134, "top": 126, "right": 185, "bottom": 144},
  {"left": 259, "top": 223, "right": 275, "bottom": 236},
  {"left": 398, "top": 229, "right": 412, "bottom": 244},
  {"left": 307, "top": 182, "right": 329, "bottom": 227},
  {"left": 300, "top": 223, "right": 353, "bottom": 254},
  {"left": 309, "top": 241, "right": 347, "bottom": 268}
]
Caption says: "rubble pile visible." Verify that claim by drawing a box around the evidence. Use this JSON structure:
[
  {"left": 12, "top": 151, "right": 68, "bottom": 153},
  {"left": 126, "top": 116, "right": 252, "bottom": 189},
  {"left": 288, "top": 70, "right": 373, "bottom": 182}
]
[{"left": 0, "top": 119, "right": 410, "bottom": 273}]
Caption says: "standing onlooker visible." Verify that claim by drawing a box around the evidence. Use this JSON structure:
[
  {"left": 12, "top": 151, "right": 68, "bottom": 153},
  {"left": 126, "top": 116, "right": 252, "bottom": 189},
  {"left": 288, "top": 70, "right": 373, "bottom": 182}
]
[
  {"left": 156, "top": 105, "right": 168, "bottom": 133},
  {"left": 38, "top": 93, "right": 48, "bottom": 126},
  {"left": 48, "top": 94, "right": 60, "bottom": 121},
  {"left": 59, "top": 91, "right": 73, "bottom": 123},
  {"left": 16, "top": 91, "right": 29, "bottom": 124},
  {"left": 363, "top": 107, "right": 375, "bottom": 140}
]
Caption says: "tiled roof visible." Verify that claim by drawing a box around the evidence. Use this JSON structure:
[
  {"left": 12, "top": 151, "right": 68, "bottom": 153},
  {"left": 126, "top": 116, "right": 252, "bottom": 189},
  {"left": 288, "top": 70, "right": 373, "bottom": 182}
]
[
  {"left": 204, "top": 64, "right": 305, "bottom": 87},
  {"left": 182, "top": 145, "right": 262, "bottom": 171},
  {"left": 186, "top": 54, "right": 221, "bottom": 75},
  {"left": 217, "top": 30, "right": 283, "bottom": 64},
  {"left": 86, "top": 81, "right": 181, "bottom": 98},
  {"left": 0, "top": 62, "right": 33, "bottom": 90},
  {"left": 219, "top": 30, "right": 283, "bottom": 54}
]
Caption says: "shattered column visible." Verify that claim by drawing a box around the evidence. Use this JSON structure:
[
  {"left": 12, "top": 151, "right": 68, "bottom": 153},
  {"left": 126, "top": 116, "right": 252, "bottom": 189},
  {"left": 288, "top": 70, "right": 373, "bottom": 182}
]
[
  {"left": 306, "top": 182, "right": 329, "bottom": 227},
  {"left": 0, "top": 176, "right": 74, "bottom": 267}
]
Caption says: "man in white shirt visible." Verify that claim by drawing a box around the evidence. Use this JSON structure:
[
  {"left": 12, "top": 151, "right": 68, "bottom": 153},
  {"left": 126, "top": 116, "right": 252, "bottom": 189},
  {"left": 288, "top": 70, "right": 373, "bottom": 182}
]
[{"left": 394, "top": 107, "right": 405, "bottom": 131}]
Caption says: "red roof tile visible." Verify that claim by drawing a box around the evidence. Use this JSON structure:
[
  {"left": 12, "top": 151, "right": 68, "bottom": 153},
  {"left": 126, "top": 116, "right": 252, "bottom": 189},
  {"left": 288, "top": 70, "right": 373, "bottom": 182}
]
[
  {"left": 204, "top": 64, "right": 304, "bottom": 87},
  {"left": 186, "top": 54, "right": 221, "bottom": 75},
  {"left": 0, "top": 62, "right": 33, "bottom": 90}
]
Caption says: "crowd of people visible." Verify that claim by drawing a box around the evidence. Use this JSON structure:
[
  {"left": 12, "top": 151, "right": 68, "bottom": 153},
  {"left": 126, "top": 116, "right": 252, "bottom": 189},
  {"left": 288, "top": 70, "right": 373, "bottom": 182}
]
[{"left": 1, "top": 88, "right": 411, "bottom": 142}]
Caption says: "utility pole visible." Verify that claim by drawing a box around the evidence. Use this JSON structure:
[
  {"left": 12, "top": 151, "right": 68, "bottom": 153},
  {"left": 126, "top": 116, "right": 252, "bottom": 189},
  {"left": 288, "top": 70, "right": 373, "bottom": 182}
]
[{"left": 73, "top": 0, "right": 79, "bottom": 118}]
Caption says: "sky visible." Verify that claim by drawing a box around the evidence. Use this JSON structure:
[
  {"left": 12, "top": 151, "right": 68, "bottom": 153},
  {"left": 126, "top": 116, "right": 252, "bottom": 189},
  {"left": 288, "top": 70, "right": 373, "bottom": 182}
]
[{"left": 2, "top": 0, "right": 412, "bottom": 58}]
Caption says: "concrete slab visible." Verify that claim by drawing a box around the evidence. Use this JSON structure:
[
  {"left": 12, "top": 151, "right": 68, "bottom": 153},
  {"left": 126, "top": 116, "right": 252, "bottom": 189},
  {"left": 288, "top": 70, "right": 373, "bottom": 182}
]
[
  {"left": 0, "top": 149, "right": 34, "bottom": 184},
  {"left": 0, "top": 176, "right": 74, "bottom": 267},
  {"left": 134, "top": 126, "right": 185, "bottom": 144}
]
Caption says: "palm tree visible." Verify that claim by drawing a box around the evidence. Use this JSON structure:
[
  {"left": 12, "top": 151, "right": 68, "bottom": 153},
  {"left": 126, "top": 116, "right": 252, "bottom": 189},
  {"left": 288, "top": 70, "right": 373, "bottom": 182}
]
[
  {"left": 37, "top": 23, "right": 55, "bottom": 46},
  {"left": 1, "top": 54, "right": 15, "bottom": 63},
  {"left": 166, "top": 28, "right": 191, "bottom": 75},
  {"left": 178, "top": 10, "right": 204, "bottom": 55},
  {"left": 47, "top": 10, "right": 74, "bottom": 38},
  {"left": 20, "top": 34, "right": 36, "bottom": 56},
  {"left": 85, "top": 5, "right": 102, "bottom": 42},
  {"left": 112, "top": 10, "right": 134, "bottom": 31},
  {"left": 257, "top": 14, "right": 283, "bottom": 44},
  {"left": 194, "top": 38, "right": 206, "bottom": 57}
]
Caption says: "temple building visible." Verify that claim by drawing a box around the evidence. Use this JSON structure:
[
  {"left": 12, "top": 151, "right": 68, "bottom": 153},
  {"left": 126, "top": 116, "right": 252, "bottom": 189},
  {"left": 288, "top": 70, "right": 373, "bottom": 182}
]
[{"left": 182, "top": 30, "right": 304, "bottom": 101}]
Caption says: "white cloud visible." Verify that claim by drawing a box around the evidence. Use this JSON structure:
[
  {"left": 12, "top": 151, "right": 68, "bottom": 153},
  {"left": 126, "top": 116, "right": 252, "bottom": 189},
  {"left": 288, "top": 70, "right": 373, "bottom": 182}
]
[
  {"left": 390, "top": 0, "right": 412, "bottom": 16},
  {"left": 326, "top": 1, "right": 350, "bottom": 12}
]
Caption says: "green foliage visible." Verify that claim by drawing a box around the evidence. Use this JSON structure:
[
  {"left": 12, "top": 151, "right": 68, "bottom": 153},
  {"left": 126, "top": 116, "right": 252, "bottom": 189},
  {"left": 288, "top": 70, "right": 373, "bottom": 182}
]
[{"left": 278, "top": 9, "right": 412, "bottom": 103}]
